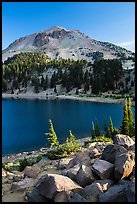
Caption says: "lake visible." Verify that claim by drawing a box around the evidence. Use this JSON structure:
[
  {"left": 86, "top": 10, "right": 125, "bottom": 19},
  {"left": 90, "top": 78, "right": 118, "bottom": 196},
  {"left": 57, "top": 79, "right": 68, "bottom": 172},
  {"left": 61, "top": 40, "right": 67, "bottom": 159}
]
[{"left": 2, "top": 99, "right": 135, "bottom": 155}]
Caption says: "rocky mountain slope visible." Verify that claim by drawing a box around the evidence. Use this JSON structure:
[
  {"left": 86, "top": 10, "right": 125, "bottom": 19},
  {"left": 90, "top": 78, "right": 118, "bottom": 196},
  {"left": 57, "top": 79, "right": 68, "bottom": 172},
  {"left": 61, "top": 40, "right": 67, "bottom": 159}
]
[{"left": 2, "top": 26, "right": 134, "bottom": 62}]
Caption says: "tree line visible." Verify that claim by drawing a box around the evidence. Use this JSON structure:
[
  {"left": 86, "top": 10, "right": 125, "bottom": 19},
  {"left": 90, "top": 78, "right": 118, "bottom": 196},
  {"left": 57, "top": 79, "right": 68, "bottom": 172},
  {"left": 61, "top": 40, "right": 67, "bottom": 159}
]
[{"left": 2, "top": 52, "right": 128, "bottom": 94}]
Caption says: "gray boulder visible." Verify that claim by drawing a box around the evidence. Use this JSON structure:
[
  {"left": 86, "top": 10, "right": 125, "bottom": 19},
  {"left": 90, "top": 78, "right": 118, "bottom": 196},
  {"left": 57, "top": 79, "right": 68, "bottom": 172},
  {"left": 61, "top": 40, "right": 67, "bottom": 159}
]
[
  {"left": 36, "top": 173, "right": 82, "bottom": 200},
  {"left": 93, "top": 179, "right": 113, "bottom": 191},
  {"left": 11, "top": 178, "right": 36, "bottom": 192},
  {"left": 62, "top": 164, "right": 80, "bottom": 181},
  {"left": 99, "top": 180, "right": 135, "bottom": 202},
  {"left": 57, "top": 158, "right": 72, "bottom": 170},
  {"left": 23, "top": 166, "right": 41, "bottom": 178},
  {"left": 26, "top": 188, "right": 49, "bottom": 202},
  {"left": 66, "top": 151, "right": 91, "bottom": 169},
  {"left": 113, "top": 134, "right": 135, "bottom": 149},
  {"left": 83, "top": 182, "right": 103, "bottom": 202},
  {"left": 75, "top": 164, "right": 97, "bottom": 187},
  {"left": 54, "top": 191, "right": 87, "bottom": 202},
  {"left": 101, "top": 144, "right": 127, "bottom": 164},
  {"left": 115, "top": 152, "right": 135, "bottom": 180},
  {"left": 92, "top": 159, "right": 114, "bottom": 179}
]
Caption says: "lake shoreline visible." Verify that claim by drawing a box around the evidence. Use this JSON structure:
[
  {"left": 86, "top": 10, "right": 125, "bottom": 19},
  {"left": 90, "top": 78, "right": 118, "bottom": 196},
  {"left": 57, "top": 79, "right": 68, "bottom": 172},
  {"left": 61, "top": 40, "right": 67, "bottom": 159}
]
[
  {"left": 2, "top": 136, "right": 91, "bottom": 163},
  {"left": 2, "top": 93, "right": 134, "bottom": 105}
]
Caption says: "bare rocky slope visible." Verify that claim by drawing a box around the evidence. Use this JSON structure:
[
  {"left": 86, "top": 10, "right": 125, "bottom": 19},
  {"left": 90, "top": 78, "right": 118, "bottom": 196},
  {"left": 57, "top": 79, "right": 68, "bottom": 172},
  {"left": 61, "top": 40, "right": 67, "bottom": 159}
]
[{"left": 2, "top": 26, "right": 134, "bottom": 62}]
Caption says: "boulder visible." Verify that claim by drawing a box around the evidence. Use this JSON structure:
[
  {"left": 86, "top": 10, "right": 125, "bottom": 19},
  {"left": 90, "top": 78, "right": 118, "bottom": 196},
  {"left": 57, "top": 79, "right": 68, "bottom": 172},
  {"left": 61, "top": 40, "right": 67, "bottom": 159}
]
[
  {"left": 2, "top": 168, "right": 8, "bottom": 177},
  {"left": 83, "top": 182, "right": 103, "bottom": 202},
  {"left": 66, "top": 151, "right": 91, "bottom": 170},
  {"left": 93, "top": 179, "right": 113, "bottom": 191},
  {"left": 23, "top": 166, "right": 41, "bottom": 178},
  {"left": 88, "top": 148, "right": 101, "bottom": 159},
  {"left": 36, "top": 174, "right": 82, "bottom": 200},
  {"left": 62, "top": 164, "right": 81, "bottom": 181},
  {"left": 11, "top": 177, "right": 36, "bottom": 192},
  {"left": 57, "top": 158, "right": 72, "bottom": 170},
  {"left": 26, "top": 188, "right": 49, "bottom": 202},
  {"left": 54, "top": 191, "right": 87, "bottom": 202},
  {"left": 101, "top": 144, "right": 127, "bottom": 164},
  {"left": 92, "top": 159, "right": 114, "bottom": 179},
  {"left": 75, "top": 164, "right": 97, "bottom": 187},
  {"left": 115, "top": 152, "right": 135, "bottom": 180},
  {"left": 113, "top": 134, "right": 135, "bottom": 149},
  {"left": 99, "top": 180, "right": 135, "bottom": 202},
  {"left": 7, "top": 172, "right": 14, "bottom": 180}
]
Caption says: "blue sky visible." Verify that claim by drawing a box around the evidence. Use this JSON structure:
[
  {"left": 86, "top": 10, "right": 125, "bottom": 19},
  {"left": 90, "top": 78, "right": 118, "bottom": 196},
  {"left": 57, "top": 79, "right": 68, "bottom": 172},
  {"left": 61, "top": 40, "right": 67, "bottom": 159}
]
[{"left": 2, "top": 2, "right": 135, "bottom": 51}]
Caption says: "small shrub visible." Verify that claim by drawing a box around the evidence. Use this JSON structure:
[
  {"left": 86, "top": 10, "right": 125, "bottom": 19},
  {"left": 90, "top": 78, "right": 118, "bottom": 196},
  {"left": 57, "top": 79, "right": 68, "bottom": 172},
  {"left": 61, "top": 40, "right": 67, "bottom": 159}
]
[
  {"left": 85, "top": 135, "right": 113, "bottom": 144},
  {"left": 46, "top": 147, "right": 68, "bottom": 160}
]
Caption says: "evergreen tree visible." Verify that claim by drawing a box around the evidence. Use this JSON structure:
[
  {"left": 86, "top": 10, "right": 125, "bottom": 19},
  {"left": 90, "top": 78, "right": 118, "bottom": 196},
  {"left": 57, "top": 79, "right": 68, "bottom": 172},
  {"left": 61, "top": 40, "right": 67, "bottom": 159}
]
[
  {"left": 95, "top": 119, "right": 101, "bottom": 137},
  {"left": 109, "top": 117, "right": 114, "bottom": 138},
  {"left": 45, "top": 119, "right": 59, "bottom": 148},
  {"left": 120, "top": 98, "right": 129, "bottom": 135},
  {"left": 91, "top": 122, "right": 96, "bottom": 139},
  {"left": 104, "top": 117, "right": 110, "bottom": 137},
  {"left": 127, "top": 97, "right": 135, "bottom": 136}
]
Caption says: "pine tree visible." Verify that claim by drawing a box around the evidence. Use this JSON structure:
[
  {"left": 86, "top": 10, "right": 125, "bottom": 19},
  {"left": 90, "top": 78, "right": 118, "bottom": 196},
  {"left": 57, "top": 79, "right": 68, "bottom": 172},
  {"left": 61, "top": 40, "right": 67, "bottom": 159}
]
[
  {"left": 91, "top": 122, "right": 96, "bottom": 139},
  {"left": 104, "top": 117, "right": 110, "bottom": 137},
  {"left": 45, "top": 119, "right": 59, "bottom": 148},
  {"left": 109, "top": 117, "right": 114, "bottom": 138},
  {"left": 95, "top": 119, "right": 101, "bottom": 137},
  {"left": 127, "top": 97, "right": 135, "bottom": 136},
  {"left": 68, "top": 130, "right": 75, "bottom": 143},
  {"left": 120, "top": 98, "right": 129, "bottom": 135}
]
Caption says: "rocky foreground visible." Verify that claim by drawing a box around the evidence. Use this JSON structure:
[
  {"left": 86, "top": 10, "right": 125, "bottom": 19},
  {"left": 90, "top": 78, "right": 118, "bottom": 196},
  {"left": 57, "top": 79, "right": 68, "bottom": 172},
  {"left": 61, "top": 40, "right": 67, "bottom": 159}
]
[{"left": 2, "top": 134, "right": 135, "bottom": 202}]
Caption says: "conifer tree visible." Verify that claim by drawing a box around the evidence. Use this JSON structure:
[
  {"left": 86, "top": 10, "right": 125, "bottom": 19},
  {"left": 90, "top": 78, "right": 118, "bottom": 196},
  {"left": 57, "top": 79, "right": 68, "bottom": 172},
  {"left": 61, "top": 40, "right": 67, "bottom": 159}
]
[
  {"left": 109, "top": 117, "right": 114, "bottom": 138},
  {"left": 127, "top": 97, "right": 135, "bottom": 136},
  {"left": 104, "top": 117, "right": 110, "bottom": 137},
  {"left": 120, "top": 98, "right": 129, "bottom": 135},
  {"left": 91, "top": 122, "right": 96, "bottom": 139},
  {"left": 95, "top": 119, "right": 101, "bottom": 137},
  {"left": 45, "top": 119, "right": 59, "bottom": 148}
]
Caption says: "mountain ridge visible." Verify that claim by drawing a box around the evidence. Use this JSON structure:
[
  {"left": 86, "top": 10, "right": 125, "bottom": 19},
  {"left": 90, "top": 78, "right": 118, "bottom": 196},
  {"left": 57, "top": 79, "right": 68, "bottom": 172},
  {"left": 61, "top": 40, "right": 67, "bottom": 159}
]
[{"left": 2, "top": 26, "right": 134, "bottom": 62}]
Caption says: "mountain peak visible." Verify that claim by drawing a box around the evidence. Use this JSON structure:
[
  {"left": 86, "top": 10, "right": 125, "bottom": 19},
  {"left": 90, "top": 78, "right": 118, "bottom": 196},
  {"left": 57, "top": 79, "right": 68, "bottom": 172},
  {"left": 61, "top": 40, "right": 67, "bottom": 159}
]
[{"left": 43, "top": 26, "right": 70, "bottom": 34}]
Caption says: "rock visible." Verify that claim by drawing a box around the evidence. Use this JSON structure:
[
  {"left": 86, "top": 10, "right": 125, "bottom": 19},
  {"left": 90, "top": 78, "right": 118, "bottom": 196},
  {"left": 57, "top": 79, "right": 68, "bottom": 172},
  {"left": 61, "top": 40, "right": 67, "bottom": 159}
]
[
  {"left": 54, "top": 191, "right": 69, "bottom": 202},
  {"left": 75, "top": 164, "right": 97, "bottom": 187},
  {"left": 11, "top": 178, "right": 36, "bottom": 192},
  {"left": 7, "top": 172, "right": 14, "bottom": 180},
  {"left": 129, "top": 143, "right": 135, "bottom": 151},
  {"left": 62, "top": 164, "right": 80, "bottom": 181},
  {"left": 92, "top": 159, "right": 114, "bottom": 179},
  {"left": 124, "top": 180, "right": 135, "bottom": 202},
  {"left": 57, "top": 158, "right": 72, "bottom": 170},
  {"left": 101, "top": 144, "right": 127, "bottom": 164},
  {"left": 88, "top": 148, "right": 101, "bottom": 159},
  {"left": 2, "top": 168, "right": 8, "bottom": 177},
  {"left": 13, "top": 172, "right": 25, "bottom": 182},
  {"left": 115, "top": 152, "right": 135, "bottom": 180},
  {"left": 54, "top": 191, "right": 87, "bottom": 202},
  {"left": 113, "top": 134, "right": 135, "bottom": 149},
  {"left": 26, "top": 188, "right": 49, "bottom": 202},
  {"left": 83, "top": 182, "right": 103, "bottom": 202},
  {"left": 69, "top": 191, "right": 88, "bottom": 202},
  {"left": 99, "top": 180, "right": 135, "bottom": 202},
  {"left": 36, "top": 174, "right": 82, "bottom": 200},
  {"left": 93, "top": 179, "right": 113, "bottom": 191},
  {"left": 23, "top": 166, "right": 41, "bottom": 178},
  {"left": 66, "top": 151, "right": 91, "bottom": 170}
]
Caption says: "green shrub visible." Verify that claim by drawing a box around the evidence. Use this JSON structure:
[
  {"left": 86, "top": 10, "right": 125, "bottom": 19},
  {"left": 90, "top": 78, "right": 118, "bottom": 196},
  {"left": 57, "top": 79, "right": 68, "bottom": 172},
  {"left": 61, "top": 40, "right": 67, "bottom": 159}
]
[
  {"left": 3, "top": 162, "right": 20, "bottom": 172},
  {"left": 19, "top": 154, "right": 42, "bottom": 171},
  {"left": 85, "top": 135, "right": 113, "bottom": 145},
  {"left": 46, "top": 146, "right": 68, "bottom": 160}
]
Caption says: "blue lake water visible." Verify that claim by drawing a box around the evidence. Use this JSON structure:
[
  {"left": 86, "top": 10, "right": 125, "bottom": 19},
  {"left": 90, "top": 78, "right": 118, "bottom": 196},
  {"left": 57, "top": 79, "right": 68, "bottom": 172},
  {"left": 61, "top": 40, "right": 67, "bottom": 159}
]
[{"left": 2, "top": 99, "right": 135, "bottom": 155}]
